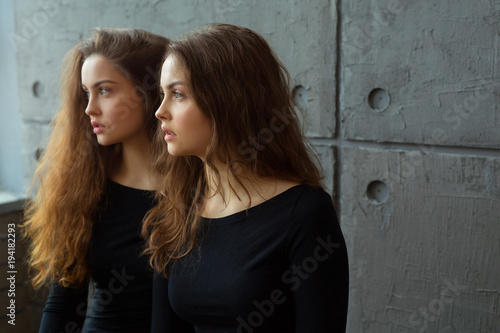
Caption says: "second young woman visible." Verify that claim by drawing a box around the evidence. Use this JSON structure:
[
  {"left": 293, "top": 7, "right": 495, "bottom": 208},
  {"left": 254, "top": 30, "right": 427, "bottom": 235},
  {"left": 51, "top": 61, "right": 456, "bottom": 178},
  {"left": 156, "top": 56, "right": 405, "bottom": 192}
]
[
  {"left": 23, "top": 28, "right": 169, "bottom": 332},
  {"left": 144, "top": 23, "right": 349, "bottom": 332}
]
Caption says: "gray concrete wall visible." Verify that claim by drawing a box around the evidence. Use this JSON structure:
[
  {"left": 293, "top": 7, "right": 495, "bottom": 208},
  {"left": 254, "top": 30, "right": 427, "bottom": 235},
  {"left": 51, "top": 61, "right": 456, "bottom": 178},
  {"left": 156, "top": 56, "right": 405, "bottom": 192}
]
[
  {"left": 0, "top": 0, "right": 24, "bottom": 195},
  {"left": 341, "top": 1, "right": 500, "bottom": 331},
  {"left": 6, "top": 0, "right": 500, "bottom": 331}
]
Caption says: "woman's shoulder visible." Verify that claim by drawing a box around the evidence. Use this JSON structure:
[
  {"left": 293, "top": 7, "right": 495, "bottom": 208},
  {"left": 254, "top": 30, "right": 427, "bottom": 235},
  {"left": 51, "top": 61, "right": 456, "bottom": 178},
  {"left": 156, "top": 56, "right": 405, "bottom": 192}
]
[
  {"left": 293, "top": 184, "right": 333, "bottom": 209},
  {"left": 282, "top": 184, "right": 342, "bottom": 256},
  {"left": 271, "top": 183, "right": 333, "bottom": 211},
  {"left": 262, "top": 182, "right": 335, "bottom": 221},
  {"left": 285, "top": 184, "right": 337, "bottom": 227}
]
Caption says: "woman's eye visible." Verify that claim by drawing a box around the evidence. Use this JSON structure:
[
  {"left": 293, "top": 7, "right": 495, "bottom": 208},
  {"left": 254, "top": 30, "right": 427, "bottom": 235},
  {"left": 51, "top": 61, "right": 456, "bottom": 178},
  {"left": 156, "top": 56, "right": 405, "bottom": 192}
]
[
  {"left": 159, "top": 91, "right": 165, "bottom": 99},
  {"left": 83, "top": 90, "right": 90, "bottom": 99},
  {"left": 100, "top": 88, "right": 110, "bottom": 95},
  {"left": 173, "top": 91, "right": 183, "bottom": 99}
]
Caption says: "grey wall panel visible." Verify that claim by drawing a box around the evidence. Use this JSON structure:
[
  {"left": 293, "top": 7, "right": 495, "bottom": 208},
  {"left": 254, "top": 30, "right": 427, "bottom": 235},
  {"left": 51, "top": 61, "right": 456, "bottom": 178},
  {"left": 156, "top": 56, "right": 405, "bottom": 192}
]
[
  {"left": 21, "top": 123, "right": 51, "bottom": 187},
  {"left": 341, "top": 146, "right": 500, "bottom": 331},
  {"left": 313, "top": 144, "right": 336, "bottom": 196},
  {"left": 341, "top": 0, "right": 500, "bottom": 148}
]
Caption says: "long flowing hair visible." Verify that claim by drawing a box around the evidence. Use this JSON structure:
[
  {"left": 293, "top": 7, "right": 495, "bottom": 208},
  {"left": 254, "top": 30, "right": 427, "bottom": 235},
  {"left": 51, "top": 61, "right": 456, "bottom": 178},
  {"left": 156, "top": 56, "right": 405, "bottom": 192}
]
[
  {"left": 22, "top": 28, "right": 169, "bottom": 289},
  {"left": 143, "top": 23, "right": 323, "bottom": 276}
]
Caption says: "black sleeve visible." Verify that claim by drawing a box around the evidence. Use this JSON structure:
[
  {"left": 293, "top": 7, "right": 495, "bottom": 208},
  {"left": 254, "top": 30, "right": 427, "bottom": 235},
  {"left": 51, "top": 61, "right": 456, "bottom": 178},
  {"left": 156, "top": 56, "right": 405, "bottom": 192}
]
[
  {"left": 151, "top": 272, "right": 196, "bottom": 333},
  {"left": 286, "top": 189, "right": 349, "bottom": 332},
  {"left": 38, "top": 282, "right": 88, "bottom": 333}
]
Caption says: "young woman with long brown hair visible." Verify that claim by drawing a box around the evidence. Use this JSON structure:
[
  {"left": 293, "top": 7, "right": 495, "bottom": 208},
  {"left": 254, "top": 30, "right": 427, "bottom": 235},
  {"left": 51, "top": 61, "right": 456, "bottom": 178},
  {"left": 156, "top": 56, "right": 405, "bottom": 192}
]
[
  {"left": 144, "top": 23, "right": 349, "bottom": 332},
  {"left": 22, "top": 28, "right": 170, "bottom": 332}
]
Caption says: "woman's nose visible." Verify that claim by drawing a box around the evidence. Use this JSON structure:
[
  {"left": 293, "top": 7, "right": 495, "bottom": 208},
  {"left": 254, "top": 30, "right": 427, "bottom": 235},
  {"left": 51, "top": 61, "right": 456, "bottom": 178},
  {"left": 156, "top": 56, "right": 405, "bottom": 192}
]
[
  {"left": 85, "top": 96, "right": 99, "bottom": 116},
  {"left": 155, "top": 98, "right": 170, "bottom": 120}
]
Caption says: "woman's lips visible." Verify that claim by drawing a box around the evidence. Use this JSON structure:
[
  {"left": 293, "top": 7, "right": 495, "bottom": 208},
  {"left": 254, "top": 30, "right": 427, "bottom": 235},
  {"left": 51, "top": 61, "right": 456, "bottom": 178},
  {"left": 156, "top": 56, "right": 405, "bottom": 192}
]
[
  {"left": 161, "top": 126, "right": 177, "bottom": 141},
  {"left": 91, "top": 121, "right": 106, "bottom": 134}
]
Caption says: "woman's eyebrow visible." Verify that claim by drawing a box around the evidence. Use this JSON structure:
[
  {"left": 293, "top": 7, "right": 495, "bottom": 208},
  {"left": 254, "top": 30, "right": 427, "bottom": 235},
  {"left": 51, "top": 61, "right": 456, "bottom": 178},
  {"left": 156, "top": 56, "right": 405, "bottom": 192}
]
[
  {"left": 82, "top": 79, "right": 118, "bottom": 89},
  {"left": 166, "top": 80, "right": 185, "bottom": 90}
]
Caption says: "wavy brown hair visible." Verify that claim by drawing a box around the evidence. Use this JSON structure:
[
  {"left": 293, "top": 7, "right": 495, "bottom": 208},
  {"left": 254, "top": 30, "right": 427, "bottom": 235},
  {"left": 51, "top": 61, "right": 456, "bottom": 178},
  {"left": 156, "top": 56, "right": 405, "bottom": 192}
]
[
  {"left": 143, "top": 23, "right": 323, "bottom": 276},
  {"left": 22, "top": 28, "right": 169, "bottom": 289}
]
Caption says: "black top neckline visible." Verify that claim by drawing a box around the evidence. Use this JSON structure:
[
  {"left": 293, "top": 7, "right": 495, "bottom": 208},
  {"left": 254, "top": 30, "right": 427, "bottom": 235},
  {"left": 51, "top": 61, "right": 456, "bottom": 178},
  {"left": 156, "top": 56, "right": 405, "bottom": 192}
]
[
  {"left": 107, "top": 179, "right": 155, "bottom": 194},
  {"left": 200, "top": 184, "right": 306, "bottom": 224}
]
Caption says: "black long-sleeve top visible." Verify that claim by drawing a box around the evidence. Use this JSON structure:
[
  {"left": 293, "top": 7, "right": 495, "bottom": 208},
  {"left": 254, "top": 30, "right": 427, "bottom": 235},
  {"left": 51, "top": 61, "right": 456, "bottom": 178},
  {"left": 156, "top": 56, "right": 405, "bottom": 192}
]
[
  {"left": 39, "top": 181, "right": 156, "bottom": 333},
  {"left": 152, "top": 185, "right": 349, "bottom": 332}
]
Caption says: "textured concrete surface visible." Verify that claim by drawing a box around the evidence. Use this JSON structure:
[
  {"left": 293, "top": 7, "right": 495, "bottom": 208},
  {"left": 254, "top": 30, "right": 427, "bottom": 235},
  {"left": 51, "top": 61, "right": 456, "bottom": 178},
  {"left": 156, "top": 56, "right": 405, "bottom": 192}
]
[
  {"left": 340, "top": 1, "right": 500, "bottom": 329},
  {"left": 341, "top": 147, "right": 500, "bottom": 331},
  {"left": 6, "top": 0, "right": 500, "bottom": 331},
  {"left": 314, "top": 144, "right": 336, "bottom": 196},
  {"left": 0, "top": 0, "right": 23, "bottom": 195},
  {"left": 341, "top": 0, "right": 500, "bottom": 148}
]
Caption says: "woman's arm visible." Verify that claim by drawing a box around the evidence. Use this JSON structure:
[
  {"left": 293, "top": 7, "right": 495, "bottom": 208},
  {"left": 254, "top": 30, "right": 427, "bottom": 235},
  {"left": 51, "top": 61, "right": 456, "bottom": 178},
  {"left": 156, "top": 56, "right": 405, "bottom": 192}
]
[
  {"left": 38, "top": 282, "right": 88, "bottom": 333},
  {"left": 287, "top": 188, "right": 349, "bottom": 332}
]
